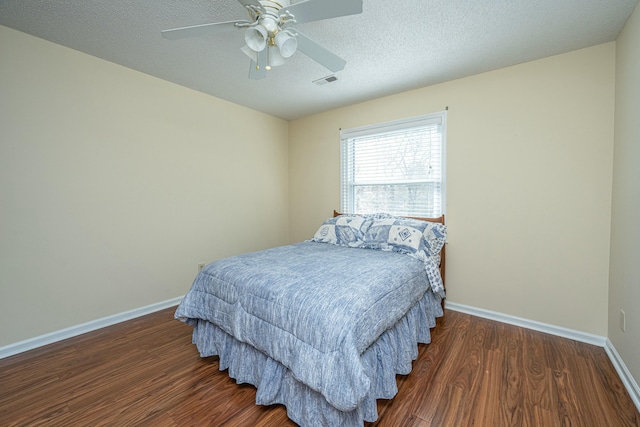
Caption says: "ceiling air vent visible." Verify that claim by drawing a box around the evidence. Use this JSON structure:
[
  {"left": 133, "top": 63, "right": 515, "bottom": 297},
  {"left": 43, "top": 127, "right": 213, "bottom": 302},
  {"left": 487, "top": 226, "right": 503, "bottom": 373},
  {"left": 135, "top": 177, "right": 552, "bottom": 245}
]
[{"left": 313, "top": 75, "right": 338, "bottom": 86}]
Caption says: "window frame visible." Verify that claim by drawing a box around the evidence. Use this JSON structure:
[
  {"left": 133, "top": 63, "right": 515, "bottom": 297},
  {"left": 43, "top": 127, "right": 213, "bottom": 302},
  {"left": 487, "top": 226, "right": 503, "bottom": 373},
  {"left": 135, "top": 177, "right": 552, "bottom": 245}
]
[{"left": 339, "top": 111, "right": 447, "bottom": 217}]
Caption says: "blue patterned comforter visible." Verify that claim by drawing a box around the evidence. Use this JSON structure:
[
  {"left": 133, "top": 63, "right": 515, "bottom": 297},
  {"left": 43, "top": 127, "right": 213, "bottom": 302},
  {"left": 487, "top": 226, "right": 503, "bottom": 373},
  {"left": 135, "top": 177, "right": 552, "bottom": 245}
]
[{"left": 176, "top": 241, "right": 441, "bottom": 413}]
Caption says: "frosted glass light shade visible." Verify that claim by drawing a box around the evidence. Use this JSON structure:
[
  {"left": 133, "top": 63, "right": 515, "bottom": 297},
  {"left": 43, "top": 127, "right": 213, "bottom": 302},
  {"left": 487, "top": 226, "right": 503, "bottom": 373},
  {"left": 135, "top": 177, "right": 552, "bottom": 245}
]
[
  {"left": 245, "top": 25, "right": 267, "bottom": 52},
  {"left": 275, "top": 31, "right": 298, "bottom": 58},
  {"left": 268, "top": 45, "right": 286, "bottom": 67}
]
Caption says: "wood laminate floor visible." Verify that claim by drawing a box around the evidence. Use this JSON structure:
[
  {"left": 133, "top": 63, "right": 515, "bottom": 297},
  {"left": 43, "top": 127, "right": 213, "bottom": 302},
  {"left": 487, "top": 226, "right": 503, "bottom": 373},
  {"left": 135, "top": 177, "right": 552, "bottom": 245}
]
[{"left": 0, "top": 307, "right": 638, "bottom": 426}]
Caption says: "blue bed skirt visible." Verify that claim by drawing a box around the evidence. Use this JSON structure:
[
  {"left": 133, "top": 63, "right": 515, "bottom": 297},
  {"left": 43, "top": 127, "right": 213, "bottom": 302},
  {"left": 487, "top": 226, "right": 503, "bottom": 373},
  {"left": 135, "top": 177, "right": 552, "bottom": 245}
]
[{"left": 186, "top": 289, "right": 443, "bottom": 426}]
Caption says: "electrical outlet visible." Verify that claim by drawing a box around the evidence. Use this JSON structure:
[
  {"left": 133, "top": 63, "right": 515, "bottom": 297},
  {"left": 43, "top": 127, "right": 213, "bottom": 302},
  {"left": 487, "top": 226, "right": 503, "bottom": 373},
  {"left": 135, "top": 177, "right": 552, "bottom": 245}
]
[
  {"left": 198, "top": 263, "right": 206, "bottom": 273},
  {"left": 620, "top": 309, "right": 626, "bottom": 332}
]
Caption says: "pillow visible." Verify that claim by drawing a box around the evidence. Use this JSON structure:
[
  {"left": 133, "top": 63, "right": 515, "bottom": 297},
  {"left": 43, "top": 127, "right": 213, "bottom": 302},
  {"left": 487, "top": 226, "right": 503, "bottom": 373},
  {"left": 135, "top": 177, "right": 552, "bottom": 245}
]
[
  {"left": 312, "top": 214, "right": 446, "bottom": 261},
  {"left": 361, "top": 217, "right": 396, "bottom": 247},
  {"left": 362, "top": 215, "right": 446, "bottom": 259},
  {"left": 419, "top": 220, "right": 447, "bottom": 257},
  {"left": 311, "top": 215, "right": 367, "bottom": 247},
  {"left": 388, "top": 224, "right": 423, "bottom": 252},
  {"left": 312, "top": 220, "right": 338, "bottom": 244},
  {"left": 420, "top": 220, "right": 446, "bottom": 266}
]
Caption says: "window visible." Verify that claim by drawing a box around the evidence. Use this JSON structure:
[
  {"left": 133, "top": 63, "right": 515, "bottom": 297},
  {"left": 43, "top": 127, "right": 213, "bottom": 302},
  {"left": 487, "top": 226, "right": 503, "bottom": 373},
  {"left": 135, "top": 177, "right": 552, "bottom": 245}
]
[{"left": 340, "top": 111, "right": 446, "bottom": 217}]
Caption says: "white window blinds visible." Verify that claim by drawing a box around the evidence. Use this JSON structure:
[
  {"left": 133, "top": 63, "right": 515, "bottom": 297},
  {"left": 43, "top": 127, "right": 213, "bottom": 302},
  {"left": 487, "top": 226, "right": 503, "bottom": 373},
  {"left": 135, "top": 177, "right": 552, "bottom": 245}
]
[{"left": 340, "top": 112, "right": 446, "bottom": 217}]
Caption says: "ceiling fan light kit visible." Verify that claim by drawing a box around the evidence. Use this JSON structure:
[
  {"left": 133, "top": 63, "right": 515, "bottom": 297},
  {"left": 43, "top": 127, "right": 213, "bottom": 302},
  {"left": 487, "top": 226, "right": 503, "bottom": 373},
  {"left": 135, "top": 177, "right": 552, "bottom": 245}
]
[
  {"left": 244, "top": 24, "right": 268, "bottom": 52},
  {"left": 275, "top": 30, "right": 297, "bottom": 58},
  {"left": 161, "top": 0, "right": 363, "bottom": 80}
]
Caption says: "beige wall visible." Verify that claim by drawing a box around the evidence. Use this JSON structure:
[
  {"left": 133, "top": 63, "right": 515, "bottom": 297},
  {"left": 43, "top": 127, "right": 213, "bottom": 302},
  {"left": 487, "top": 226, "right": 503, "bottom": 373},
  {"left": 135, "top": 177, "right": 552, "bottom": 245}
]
[
  {"left": 0, "top": 26, "right": 289, "bottom": 347},
  {"left": 610, "top": 4, "right": 640, "bottom": 384},
  {"left": 0, "top": 20, "right": 624, "bottom": 355},
  {"left": 290, "top": 43, "right": 616, "bottom": 336}
]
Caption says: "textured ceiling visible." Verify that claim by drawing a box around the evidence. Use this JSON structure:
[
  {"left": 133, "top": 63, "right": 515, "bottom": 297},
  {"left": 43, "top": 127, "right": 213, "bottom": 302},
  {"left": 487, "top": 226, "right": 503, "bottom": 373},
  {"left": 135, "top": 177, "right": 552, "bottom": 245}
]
[{"left": 1, "top": 0, "right": 637, "bottom": 120}]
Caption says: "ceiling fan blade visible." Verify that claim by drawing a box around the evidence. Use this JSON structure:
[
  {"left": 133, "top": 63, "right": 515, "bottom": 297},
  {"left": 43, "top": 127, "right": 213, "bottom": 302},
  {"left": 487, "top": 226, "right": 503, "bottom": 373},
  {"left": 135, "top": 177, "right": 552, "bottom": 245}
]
[
  {"left": 249, "top": 49, "right": 268, "bottom": 80},
  {"left": 295, "top": 31, "right": 346, "bottom": 72},
  {"left": 282, "top": 0, "right": 363, "bottom": 25},
  {"left": 161, "top": 20, "right": 249, "bottom": 40},
  {"left": 237, "top": 0, "right": 265, "bottom": 13}
]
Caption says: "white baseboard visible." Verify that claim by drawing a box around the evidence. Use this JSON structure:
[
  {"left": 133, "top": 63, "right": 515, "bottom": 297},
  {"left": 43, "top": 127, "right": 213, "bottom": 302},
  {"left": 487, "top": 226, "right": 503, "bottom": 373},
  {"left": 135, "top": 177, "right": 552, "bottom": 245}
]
[
  {"left": 445, "top": 301, "right": 607, "bottom": 346},
  {"left": 445, "top": 301, "right": 640, "bottom": 413},
  {"left": 0, "top": 296, "right": 183, "bottom": 360},
  {"left": 605, "top": 339, "right": 640, "bottom": 412}
]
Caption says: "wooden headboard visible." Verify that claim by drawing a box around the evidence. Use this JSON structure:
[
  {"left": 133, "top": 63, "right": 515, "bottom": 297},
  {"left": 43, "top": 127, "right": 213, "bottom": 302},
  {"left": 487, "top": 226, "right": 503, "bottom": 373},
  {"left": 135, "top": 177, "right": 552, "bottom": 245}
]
[{"left": 333, "top": 210, "right": 446, "bottom": 289}]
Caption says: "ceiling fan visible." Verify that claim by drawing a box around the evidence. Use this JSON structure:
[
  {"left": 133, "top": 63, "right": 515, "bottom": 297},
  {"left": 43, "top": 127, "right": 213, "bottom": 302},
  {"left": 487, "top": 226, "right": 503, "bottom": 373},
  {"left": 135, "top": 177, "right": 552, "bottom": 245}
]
[{"left": 161, "top": 0, "right": 363, "bottom": 80}]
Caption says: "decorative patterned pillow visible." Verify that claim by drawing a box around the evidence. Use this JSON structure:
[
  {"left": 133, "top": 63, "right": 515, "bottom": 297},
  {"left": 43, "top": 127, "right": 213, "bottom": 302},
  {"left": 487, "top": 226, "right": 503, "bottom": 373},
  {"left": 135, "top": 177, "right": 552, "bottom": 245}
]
[
  {"left": 313, "top": 214, "right": 446, "bottom": 260},
  {"left": 312, "top": 220, "right": 338, "bottom": 244},
  {"left": 388, "top": 224, "right": 423, "bottom": 252},
  {"left": 420, "top": 220, "right": 446, "bottom": 266},
  {"left": 311, "top": 215, "right": 367, "bottom": 247},
  {"left": 361, "top": 216, "right": 446, "bottom": 259}
]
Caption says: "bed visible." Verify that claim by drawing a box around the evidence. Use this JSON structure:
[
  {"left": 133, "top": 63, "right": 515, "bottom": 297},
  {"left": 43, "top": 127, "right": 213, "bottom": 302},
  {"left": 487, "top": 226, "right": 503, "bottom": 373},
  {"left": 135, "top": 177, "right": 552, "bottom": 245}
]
[{"left": 175, "top": 212, "right": 447, "bottom": 426}]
